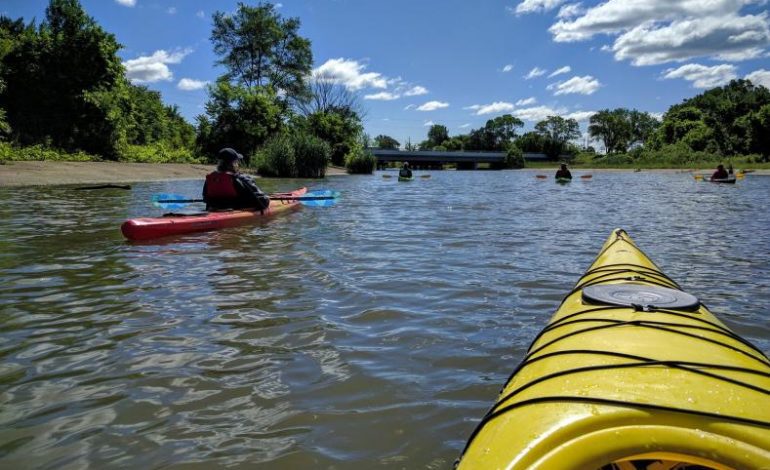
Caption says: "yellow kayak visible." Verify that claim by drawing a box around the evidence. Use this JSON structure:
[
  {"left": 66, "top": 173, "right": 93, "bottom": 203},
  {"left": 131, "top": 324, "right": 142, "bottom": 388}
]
[{"left": 457, "top": 229, "right": 770, "bottom": 469}]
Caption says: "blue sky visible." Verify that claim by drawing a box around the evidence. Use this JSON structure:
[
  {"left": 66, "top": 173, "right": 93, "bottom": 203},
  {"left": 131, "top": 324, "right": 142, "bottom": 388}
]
[{"left": 4, "top": 0, "right": 770, "bottom": 147}]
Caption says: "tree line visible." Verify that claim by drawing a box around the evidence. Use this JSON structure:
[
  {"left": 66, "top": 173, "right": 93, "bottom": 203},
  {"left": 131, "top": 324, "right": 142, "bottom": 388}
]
[
  {"left": 0, "top": 0, "right": 373, "bottom": 175},
  {"left": 375, "top": 78, "right": 770, "bottom": 168}
]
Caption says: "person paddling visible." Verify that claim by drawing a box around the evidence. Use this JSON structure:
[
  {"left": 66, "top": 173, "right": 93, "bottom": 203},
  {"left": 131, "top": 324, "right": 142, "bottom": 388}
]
[
  {"left": 711, "top": 164, "right": 729, "bottom": 181},
  {"left": 202, "top": 148, "right": 270, "bottom": 211},
  {"left": 555, "top": 163, "right": 572, "bottom": 180},
  {"left": 399, "top": 162, "right": 413, "bottom": 178}
]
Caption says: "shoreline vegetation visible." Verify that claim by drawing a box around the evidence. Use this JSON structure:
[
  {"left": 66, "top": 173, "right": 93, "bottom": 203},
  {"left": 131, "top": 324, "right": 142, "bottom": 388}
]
[
  {"left": 1, "top": 1, "right": 769, "bottom": 182},
  {"left": 1, "top": 160, "right": 767, "bottom": 188}
]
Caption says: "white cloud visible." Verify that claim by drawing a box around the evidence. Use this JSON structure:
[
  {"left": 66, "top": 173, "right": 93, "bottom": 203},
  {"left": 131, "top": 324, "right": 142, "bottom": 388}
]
[
  {"left": 547, "top": 1, "right": 770, "bottom": 66},
  {"left": 566, "top": 110, "right": 596, "bottom": 121},
  {"left": 424, "top": 120, "right": 435, "bottom": 126},
  {"left": 515, "top": 0, "right": 567, "bottom": 15},
  {"left": 547, "top": 75, "right": 601, "bottom": 95},
  {"left": 404, "top": 85, "right": 428, "bottom": 96},
  {"left": 524, "top": 67, "right": 547, "bottom": 79},
  {"left": 167, "top": 7, "right": 176, "bottom": 15},
  {"left": 312, "top": 58, "right": 387, "bottom": 91},
  {"left": 275, "top": 3, "right": 283, "bottom": 7},
  {"left": 459, "top": 123, "right": 471, "bottom": 128},
  {"left": 746, "top": 68, "right": 770, "bottom": 88},
  {"left": 177, "top": 78, "right": 208, "bottom": 91},
  {"left": 502, "top": 64, "right": 514, "bottom": 72},
  {"left": 557, "top": 3, "right": 584, "bottom": 19},
  {"left": 123, "top": 49, "right": 192, "bottom": 83},
  {"left": 364, "top": 91, "right": 400, "bottom": 101},
  {"left": 404, "top": 104, "right": 417, "bottom": 110},
  {"left": 115, "top": 0, "right": 136, "bottom": 7},
  {"left": 548, "top": 65, "right": 571, "bottom": 78},
  {"left": 513, "top": 105, "right": 568, "bottom": 122},
  {"left": 416, "top": 101, "right": 449, "bottom": 111},
  {"left": 516, "top": 97, "right": 537, "bottom": 106},
  {"left": 662, "top": 63, "right": 737, "bottom": 88},
  {"left": 465, "top": 101, "right": 516, "bottom": 115},
  {"left": 196, "top": 10, "right": 205, "bottom": 18}
]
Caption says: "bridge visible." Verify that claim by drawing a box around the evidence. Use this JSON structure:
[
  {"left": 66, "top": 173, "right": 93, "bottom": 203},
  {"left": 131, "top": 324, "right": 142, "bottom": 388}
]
[{"left": 369, "top": 149, "right": 550, "bottom": 170}]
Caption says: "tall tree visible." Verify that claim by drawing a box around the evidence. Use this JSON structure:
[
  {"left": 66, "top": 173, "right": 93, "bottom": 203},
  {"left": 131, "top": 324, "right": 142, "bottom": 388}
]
[
  {"left": 589, "top": 109, "right": 632, "bottom": 154},
  {"left": 374, "top": 135, "right": 400, "bottom": 149},
  {"left": 211, "top": 2, "right": 311, "bottom": 101},
  {"left": 427, "top": 124, "right": 449, "bottom": 148},
  {"left": 1, "top": 0, "right": 124, "bottom": 156},
  {"left": 535, "top": 116, "right": 581, "bottom": 159},
  {"left": 201, "top": 2, "right": 313, "bottom": 159}
]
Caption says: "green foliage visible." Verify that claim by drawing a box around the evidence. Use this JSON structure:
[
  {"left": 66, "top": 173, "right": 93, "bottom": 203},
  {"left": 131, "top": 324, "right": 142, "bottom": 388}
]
[
  {"left": 534, "top": 116, "right": 581, "bottom": 160},
  {"left": 653, "top": 79, "right": 770, "bottom": 156},
  {"left": 0, "top": 1, "right": 196, "bottom": 161},
  {"left": 427, "top": 124, "right": 449, "bottom": 148},
  {"left": 301, "top": 109, "right": 362, "bottom": 166},
  {"left": 504, "top": 145, "right": 525, "bottom": 169},
  {"left": 465, "top": 114, "right": 524, "bottom": 151},
  {"left": 374, "top": 134, "right": 399, "bottom": 149},
  {"left": 211, "top": 2, "right": 312, "bottom": 100},
  {"left": 119, "top": 143, "right": 201, "bottom": 163},
  {"left": 196, "top": 81, "right": 283, "bottom": 163},
  {"left": 292, "top": 131, "right": 331, "bottom": 177},
  {"left": 255, "top": 132, "right": 296, "bottom": 177},
  {"left": 344, "top": 143, "right": 376, "bottom": 174},
  {"left": 514, "top": 131, "right": 546, "bottom": 153},
  {"left": 0, "top": 141, "right": 98, "bottom": 163},
  {"left": 254, "top": 129, "right": 330, "bottom": 177}
]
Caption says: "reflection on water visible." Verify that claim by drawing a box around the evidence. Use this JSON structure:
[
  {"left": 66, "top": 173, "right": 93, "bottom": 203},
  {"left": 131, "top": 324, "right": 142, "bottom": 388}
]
[{"left": 1, "top": 171, "right": 769, "bottom": 467}]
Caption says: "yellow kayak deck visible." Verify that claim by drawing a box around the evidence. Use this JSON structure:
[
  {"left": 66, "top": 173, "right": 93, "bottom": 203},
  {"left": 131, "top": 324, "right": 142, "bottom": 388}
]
[{"left": 458, "top": 229, "right": 770, "bottom": 469}]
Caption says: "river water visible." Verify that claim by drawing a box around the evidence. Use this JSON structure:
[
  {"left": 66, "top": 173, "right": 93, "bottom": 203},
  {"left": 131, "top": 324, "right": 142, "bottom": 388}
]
[{"left": 1, "top": 170, "right": 769, "bottom": 469}]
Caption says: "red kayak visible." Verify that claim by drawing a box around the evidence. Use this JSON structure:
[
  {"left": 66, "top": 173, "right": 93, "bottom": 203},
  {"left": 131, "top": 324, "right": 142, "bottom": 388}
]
[{"left": 121, "top": 187, "right": 307, "bottom": 241}]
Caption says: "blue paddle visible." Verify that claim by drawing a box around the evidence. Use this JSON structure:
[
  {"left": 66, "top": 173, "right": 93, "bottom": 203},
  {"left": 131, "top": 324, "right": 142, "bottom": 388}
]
[{"left": 151, "top": 190, "right": 340, "bottom": 210}]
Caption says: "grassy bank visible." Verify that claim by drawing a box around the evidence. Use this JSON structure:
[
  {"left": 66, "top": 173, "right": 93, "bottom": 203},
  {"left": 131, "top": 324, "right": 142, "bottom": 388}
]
[{"left": 0, "top": 142, "right": 203, "bottom": 165}]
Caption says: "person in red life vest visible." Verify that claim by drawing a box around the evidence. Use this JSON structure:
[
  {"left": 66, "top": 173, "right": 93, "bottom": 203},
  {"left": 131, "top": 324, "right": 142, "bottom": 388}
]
[
  {"left": 202, "top": 148, "right": 270, "bottom": 211},
  {"left": 711, "top": 164, "right": 729, "bottom": 181}
]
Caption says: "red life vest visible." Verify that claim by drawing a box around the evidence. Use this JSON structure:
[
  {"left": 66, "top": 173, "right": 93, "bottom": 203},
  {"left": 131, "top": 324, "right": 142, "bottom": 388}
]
[{"left": 204, "top": 171, "right": 238, "bottom": 199}]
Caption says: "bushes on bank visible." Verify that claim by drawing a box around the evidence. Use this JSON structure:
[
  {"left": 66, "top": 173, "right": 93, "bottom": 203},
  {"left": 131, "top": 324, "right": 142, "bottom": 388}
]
[
  {"left": 0, "top": 142, "right": 97, "bottom": 163},
  {"left": 119, "top": 143, "right": 202, "bottom": 164},
  {"left": 504, "top": 145, "right": 525, "bottom": 169},
  {"left": 254, "top": 130, "right": 331, "bottom": 178},
  {"left": 344, "top": 144, "right": 376, "bottom": 174}
]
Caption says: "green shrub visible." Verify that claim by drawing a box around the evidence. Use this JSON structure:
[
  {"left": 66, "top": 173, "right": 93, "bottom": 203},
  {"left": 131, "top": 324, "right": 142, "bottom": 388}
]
[
  {"left": 293, "top": 131, "right": 331, "bottom": 178},
  {"left": 119, "top": 143, "right": 202, "bottom": 163},
  {"left": 0, "top": 142, "right": 98, "bottom": 162},
  {"left": 504, "top": 145, "right": 525, "bottom": 168},
  {"left": 345, "top": 144, "right": 376, "bottom": 174},
  {"left": 254, "top": 132, "right": 296, "bottom": 177}
]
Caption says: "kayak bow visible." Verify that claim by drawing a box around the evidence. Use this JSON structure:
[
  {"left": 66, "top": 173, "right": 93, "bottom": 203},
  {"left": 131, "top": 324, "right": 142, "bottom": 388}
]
[
  {"left": 121, "top": 187, "right": 307, "bottom": 241},
  {"left": 457, "top": 229, "right": 770, "bottom": 469}
]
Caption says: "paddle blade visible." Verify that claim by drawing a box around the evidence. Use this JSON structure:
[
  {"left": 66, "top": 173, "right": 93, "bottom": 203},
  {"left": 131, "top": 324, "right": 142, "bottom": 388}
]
[
  {"left": 152, "top": 193, "right": 195, "bottom": 209},
  {"left": 298, "top": 189, "right": 340, "bottom": 207},
  {"left": 420, "top": 174, "right": 431, "bottom": 179},
  {"left": 382, "top": 174, "right": 393, "bottom": 178},
  {"left": 693, "top": 174, "right": 704, "bottom": 180},
  {"left": 580, "top": 174, "right": 592, "bottom": 179},
  {"left": 536, "top": 175, "right": 547, "bottom": 179}
]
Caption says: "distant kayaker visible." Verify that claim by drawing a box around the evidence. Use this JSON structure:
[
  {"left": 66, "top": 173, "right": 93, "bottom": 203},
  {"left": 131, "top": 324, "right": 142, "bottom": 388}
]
[
  {"left": 711, "top": 164, "right": 729, "bottom": 181},
  {"left": 555, "top": 163, "right": 572, "bottom": 180},
  {"left": 399, "top": 162, "right": 413, "bottom": 178},
  {"left": 202, "top": 148, "right": 270, "bottom": 211}
]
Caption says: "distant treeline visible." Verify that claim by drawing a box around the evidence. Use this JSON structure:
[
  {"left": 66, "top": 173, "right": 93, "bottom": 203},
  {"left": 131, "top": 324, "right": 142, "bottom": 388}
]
[
  {"left": 375, "top": 78, "right": 770, "bottom": 169},
  {"left": 1, "top": 1, "right": 769, "bottom": 174}
]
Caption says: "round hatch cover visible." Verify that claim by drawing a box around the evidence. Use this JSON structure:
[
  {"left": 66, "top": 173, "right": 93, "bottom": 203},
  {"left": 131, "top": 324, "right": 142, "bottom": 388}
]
[{"left": 582, "top": 283, "right": 699, "bottom": 310}]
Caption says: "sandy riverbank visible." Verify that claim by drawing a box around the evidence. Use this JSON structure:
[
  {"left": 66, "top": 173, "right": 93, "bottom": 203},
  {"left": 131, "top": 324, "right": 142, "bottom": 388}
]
[{"left": 0, "top": 161, "right": 350, "bottom": 187}]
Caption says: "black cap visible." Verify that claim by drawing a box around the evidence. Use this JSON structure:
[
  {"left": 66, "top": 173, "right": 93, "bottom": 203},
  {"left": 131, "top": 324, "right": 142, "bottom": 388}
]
[{"left": 218, "top": 148, "right": 244, "bottom": 161}]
